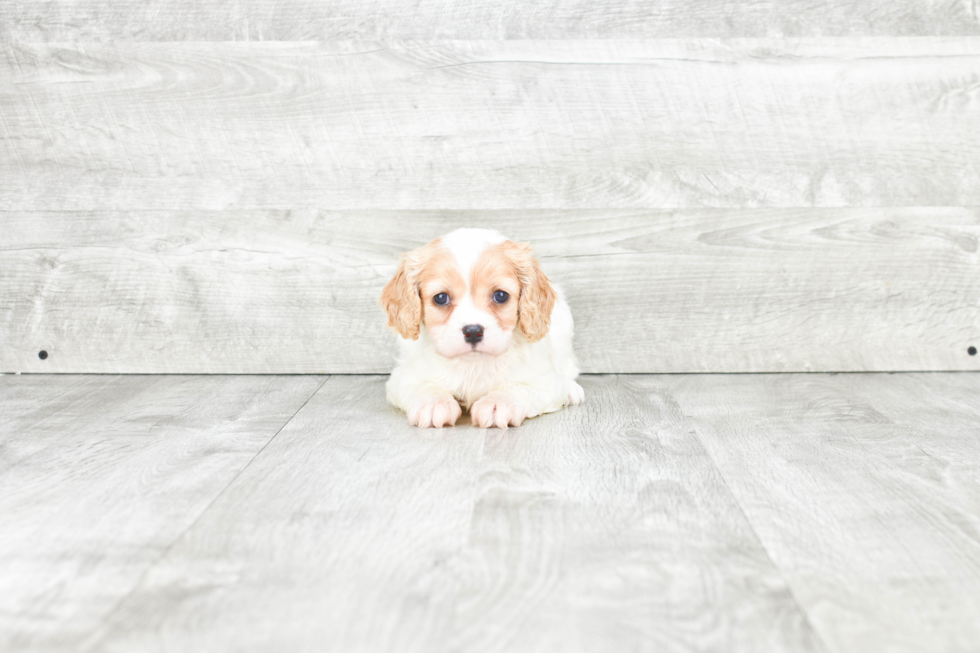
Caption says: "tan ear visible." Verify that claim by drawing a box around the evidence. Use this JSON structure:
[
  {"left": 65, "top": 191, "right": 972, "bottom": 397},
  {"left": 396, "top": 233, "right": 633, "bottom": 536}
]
[
  {"left": 512, "top": 243, "right": 556, "bottom": 343},
  {"left": 379, "top": 253, "right": 422, "bottom": 340}
]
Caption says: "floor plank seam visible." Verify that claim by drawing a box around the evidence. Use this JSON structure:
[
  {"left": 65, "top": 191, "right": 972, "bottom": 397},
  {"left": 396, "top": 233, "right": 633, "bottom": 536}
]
[
  {"left": 0, "top": 375, "right": 139, "bottom": 473},
  {"left": 76, "top": 375, "right": 331, "bottom": 652},
  {"left": 681, "top": 414, "right": 833, "bottom": 653}
]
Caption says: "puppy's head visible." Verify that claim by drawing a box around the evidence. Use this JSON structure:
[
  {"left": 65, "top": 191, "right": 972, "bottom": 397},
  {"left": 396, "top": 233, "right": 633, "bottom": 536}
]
[{"left": 380, "top": 229, "right": 556, "bottom": 358}]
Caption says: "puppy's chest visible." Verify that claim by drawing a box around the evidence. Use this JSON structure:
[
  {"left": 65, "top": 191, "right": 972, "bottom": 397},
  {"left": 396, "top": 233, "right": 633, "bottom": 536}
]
[{"left": 444, "top": 357, "right": 510, "bottom": 407}]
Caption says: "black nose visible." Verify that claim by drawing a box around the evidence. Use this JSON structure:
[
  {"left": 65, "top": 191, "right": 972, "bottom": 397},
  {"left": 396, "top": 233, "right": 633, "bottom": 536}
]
[{"left": 462, "top": 324, "right": 484, "bottom": 345}]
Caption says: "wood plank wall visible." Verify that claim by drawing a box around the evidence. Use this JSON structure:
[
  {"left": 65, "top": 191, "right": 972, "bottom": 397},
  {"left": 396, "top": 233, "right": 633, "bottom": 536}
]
[{"left": 1, "top": 3, "right": 978, "bottom": 373}]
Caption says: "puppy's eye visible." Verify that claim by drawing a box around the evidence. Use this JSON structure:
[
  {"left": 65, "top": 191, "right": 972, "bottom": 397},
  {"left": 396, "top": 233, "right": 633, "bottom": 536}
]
[
  {"left": 493, "top": 290, "right": 509, "bottom": 304},
  {"left": 433, "top": 293, "right": 450, "bottom": 306}
]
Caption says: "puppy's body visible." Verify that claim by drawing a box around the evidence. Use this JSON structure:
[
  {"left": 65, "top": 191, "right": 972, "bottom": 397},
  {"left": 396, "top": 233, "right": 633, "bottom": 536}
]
[
  {"left": 387, "top": 284, "right": 583, "bottom": 423},
  {"left": 382, "top": 228, "right": 584, "bottom": 429}
]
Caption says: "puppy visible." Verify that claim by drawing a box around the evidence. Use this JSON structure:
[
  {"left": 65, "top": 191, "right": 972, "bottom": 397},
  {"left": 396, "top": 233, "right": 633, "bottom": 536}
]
[{"left": 381, "top": 228, "right": 584, "bottom": 429}]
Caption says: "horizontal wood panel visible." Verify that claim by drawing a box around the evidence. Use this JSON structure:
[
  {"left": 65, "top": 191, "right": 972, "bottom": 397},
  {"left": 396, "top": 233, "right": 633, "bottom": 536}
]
[
  {"left": 2, "top": 208, "right": 977, "bottom": 374},
  {"left": 2, "top": 1, "right": 979, "bottom": 41},
  {"left": 3, "top": 39, "right": 980, "bottom": 210}
]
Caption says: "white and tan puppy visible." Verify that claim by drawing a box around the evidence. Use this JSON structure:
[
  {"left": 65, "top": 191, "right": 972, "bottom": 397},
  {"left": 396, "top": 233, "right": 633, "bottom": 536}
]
[{"left": 381, "top": 228, "right": 584, "bottom": 429}]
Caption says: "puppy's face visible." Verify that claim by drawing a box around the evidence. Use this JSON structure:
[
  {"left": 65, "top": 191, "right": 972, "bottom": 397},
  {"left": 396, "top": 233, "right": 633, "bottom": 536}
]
[{"left": 381, "top": 233, "right": 556, "bottom": 358}]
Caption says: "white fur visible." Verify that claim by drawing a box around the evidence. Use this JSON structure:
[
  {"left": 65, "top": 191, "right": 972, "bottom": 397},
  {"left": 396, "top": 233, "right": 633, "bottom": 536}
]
[{"left": 385, "top": 228, "right": 584, "bottom": 429}]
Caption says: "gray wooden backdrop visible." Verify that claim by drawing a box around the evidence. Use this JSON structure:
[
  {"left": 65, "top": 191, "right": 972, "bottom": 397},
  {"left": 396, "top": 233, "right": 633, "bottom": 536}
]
[{"left": 1, "top": 3, "right": 978, "bottom": 374}]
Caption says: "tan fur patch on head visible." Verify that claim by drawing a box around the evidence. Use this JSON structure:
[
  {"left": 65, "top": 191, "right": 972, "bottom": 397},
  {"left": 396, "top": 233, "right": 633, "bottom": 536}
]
[
  {"left": 380, "top": 238, "right": 466, "bottom": 339},
  {"left": 476, "top": 240, "right": 556, "bottom": 343},
  {"left": 417, "top": 248, "right": 466, "bottom": 331},
  {"left": 470, "top": 246, "right": 522, "bottom": 333}
]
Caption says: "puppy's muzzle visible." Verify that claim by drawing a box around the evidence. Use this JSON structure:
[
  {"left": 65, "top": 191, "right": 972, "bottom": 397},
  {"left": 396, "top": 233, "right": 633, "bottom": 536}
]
[{"left": 463, "top": 324, "right": 484, "bottom": 345}]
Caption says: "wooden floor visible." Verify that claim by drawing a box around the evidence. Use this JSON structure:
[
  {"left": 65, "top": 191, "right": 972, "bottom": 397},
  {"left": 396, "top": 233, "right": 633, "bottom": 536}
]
[{"left": 2, "top": 373, "right": 978, "bottom": 652}]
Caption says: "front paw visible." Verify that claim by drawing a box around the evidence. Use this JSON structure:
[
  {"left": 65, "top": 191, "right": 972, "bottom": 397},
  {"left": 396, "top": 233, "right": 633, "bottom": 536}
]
[
  {"left": 470, "top": 393, "right": 527, "bottom": 429},
  {"left": 407, "top": 395, "right": 462, "bottom": 428},
  {"left": 567, "top": 381, "right": 585, "bottom": 406}
]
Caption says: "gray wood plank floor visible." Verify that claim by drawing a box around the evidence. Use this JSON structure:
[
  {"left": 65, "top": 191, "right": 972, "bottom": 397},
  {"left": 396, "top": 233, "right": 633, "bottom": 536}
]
[
  {"left": 0, "top": 374, "right": 326, "bottom": 653},
  {"left": 2, "top": 372, "right": 979, "bottom": 652}
]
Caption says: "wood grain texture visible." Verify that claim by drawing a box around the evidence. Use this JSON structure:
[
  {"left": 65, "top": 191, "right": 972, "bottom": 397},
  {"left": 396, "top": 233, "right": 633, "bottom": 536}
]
[
  {"left": 2, "top": 208, "right": 977, "bottom": 374},
  {"left": 5, "top": 372, "right": 980, "bottom": 650},
  {"left": 0, "top": 373, "right": 325, "bottom": 653},
  {"left": 83, "top": 375, "right": 821, "bottom": 653},
  {"left": 3, "top": 39, "right": 980, "bottom": 211},
  {"left": 84, "top": 375, "right": 489, "bottom": 653},
  {"left": 663, "top": 372, "right": 980, "bottom": 652},
  {"left": 449, "top": 375, "right": 820, "bottom": 653},
  {"left": 2, "top": 0, "right": 979, "bottom": 41}
]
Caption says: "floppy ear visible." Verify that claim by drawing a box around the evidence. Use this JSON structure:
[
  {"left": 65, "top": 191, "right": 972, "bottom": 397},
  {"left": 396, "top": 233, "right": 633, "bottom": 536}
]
[
  {"left": 511, "top": 242, "right": 556, "bottom": 343},
  {"left": 380, "top": 253, "right": 422, "bottom": 340}
]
